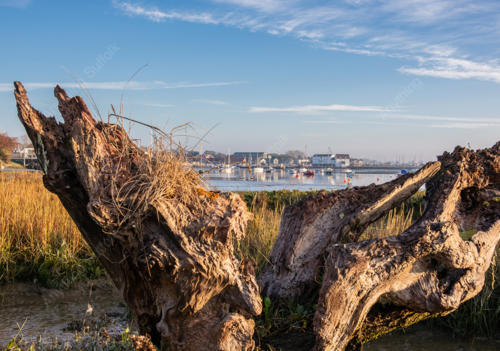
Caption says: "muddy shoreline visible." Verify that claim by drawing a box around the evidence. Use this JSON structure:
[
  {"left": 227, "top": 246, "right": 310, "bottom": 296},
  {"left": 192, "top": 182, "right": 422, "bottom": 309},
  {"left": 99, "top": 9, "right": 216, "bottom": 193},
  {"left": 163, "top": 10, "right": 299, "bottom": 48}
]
[
  {"left": 0, "top": 280, "right": 128, "bottom": 346},
  {"left": 2, "top": 281, "right": 499, "bottom": 351}
]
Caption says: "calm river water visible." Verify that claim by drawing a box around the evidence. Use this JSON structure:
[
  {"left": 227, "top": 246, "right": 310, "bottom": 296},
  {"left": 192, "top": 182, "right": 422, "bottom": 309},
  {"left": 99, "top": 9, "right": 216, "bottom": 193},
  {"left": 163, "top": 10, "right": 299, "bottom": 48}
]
[
  {"left": 202, "top": 167, "right": 407, "bottom": 192},
  {"left": 1, "top": 167, "right": 409, "bottom": 192}
]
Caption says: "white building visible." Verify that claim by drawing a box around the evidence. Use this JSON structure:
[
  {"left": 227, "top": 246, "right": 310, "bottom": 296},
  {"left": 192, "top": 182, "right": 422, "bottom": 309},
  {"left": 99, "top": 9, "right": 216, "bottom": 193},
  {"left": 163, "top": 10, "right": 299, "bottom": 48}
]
[
  {"left": 312, "top": 154, "right": 335, "bottom": 166},
  {"left": 334, "top": 154, "right": 350, "bottom": 168}
]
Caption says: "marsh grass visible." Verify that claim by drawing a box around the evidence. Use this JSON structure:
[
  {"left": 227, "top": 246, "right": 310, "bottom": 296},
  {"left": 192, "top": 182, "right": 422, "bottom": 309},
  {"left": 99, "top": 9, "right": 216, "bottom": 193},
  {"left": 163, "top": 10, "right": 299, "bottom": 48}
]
[
  {"left": 237, "top": 191, "right": 323, "bottom": 273},
  {"left": 361, "top": 191, "right": 425, "bottom": 240},
  {"left": 0, "top": 172, "right": 102, "bottom": 288},
  {"left": 237, "top": 195, "right": 283, "bottom": 273}
]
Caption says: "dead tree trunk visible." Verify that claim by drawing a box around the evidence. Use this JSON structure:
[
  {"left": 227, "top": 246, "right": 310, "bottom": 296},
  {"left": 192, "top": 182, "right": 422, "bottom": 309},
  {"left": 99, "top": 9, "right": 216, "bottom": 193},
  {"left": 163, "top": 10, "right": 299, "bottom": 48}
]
[
  {"left": 14, "top": 82, "right": 261, "bottom": 351},
  {"left": 260, "top": 161, "right": 442, "bottom": 299},
  {"left": 262, "top": 143, "right": 499, "bottom": 350},
  {"left": 14, "top": 82, "right": 499, "bottom": 351}
]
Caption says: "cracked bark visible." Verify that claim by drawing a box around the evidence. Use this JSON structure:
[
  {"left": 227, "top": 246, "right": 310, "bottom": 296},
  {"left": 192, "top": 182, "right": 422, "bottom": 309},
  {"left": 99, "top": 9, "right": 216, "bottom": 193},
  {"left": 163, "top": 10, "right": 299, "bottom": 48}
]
[
  {"left": 14, "top": 82, "right": 261, "bottom": 351},
  {"left": 262, "top": 141, "right": 499, "bottom": 351},
  {"left": 14, "top": 82, "right": 499, "bottom": 351}
]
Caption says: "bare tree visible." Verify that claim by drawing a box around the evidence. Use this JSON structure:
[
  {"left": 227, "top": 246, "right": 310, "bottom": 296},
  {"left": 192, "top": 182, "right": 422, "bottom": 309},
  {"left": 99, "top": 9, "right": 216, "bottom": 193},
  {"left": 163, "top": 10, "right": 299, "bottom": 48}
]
[{"left": 0, "top": 132, "right": 18, "bottom": 162}]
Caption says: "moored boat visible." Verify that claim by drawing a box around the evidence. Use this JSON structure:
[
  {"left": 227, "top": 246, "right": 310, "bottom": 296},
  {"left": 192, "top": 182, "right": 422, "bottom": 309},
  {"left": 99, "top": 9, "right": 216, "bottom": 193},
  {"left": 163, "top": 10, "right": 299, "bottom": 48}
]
[{"left": 221, "top": 165, "right": 234, "bottom": 174}]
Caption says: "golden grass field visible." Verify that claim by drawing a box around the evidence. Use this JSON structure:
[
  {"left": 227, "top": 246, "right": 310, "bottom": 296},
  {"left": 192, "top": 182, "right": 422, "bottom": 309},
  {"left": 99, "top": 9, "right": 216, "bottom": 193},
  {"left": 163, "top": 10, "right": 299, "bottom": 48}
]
[
  {"left": 0, "top": 172, "right": 96, "bottom": 287},
  {"left": 0, "top": 172, "right": 83, "bottom": 254}
]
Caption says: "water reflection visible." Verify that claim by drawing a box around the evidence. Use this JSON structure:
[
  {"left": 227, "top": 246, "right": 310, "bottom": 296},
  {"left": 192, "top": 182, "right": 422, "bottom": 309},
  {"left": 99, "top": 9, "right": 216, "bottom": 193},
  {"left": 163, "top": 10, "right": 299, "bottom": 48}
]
[{"left": 201, "top": 167, "right": 406, "bottom": 192}]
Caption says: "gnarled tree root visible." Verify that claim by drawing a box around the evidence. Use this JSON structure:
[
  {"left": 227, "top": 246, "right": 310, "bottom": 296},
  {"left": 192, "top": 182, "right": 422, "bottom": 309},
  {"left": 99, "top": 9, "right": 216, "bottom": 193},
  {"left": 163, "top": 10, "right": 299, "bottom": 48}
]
[{"left": 262, "top": 141, "right": 499, "bottom": 351}]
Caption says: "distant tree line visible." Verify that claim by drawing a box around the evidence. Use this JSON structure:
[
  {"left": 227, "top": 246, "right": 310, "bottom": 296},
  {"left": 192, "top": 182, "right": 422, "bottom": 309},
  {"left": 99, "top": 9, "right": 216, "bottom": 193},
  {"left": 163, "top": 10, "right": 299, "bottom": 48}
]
[{"left": 0, "top": 132, "right": 18, "bottom": 163}]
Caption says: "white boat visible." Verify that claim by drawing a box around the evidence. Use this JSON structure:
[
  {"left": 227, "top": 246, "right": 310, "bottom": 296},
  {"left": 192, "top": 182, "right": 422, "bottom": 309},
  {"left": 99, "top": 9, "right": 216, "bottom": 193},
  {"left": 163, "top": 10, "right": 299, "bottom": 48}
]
[
  {"left": 221, "top": 165, "right": 233, "bottom": 174},
  {"left": 345, "top": 169, "right": 355, "bottom": 177},
  {"left": 222, "top": 151, "right": 233, "bottom": 173},
  {"left": 298, "top": 167, "right": 307, "bottom": 173},
  {"left": 253, "top": 166, "right": 264, "bottom": 173}
]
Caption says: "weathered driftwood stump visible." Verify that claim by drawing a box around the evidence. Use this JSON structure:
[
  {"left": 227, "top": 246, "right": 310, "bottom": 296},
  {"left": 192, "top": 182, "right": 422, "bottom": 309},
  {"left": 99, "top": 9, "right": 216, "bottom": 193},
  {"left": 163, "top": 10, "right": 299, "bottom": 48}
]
[
  {"left": 14, "top": 81, "right": 499, "bottom": 351},
  {"left": 14, "top": 82, "right": 261, "bottom": 350},
  {"left": 262, "top": 143, "right": 499, "bottom": 350}
]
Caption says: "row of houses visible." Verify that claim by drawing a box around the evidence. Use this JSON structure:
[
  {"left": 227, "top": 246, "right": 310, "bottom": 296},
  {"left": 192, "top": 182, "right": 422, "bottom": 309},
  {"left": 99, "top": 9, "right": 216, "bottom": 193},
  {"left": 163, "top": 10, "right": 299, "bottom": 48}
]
[
  {"left": 188, "top": 150, "right": 354, "bottom": 168},
  {"left": 311, "top": 154, "right": 351, "bottom": 167}
]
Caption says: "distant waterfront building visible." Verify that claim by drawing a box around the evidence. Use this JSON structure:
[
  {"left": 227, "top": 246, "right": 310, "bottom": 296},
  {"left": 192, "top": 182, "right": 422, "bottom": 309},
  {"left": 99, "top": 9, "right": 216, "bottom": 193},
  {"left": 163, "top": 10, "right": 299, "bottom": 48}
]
[
  {"left": 312, "top": 154, "right": 335, "bottom": 166},
  {"left": 334, "top": 154, "right": 350, "bottom": 168},
  {"left": 11, "top": 147, "right": 36, "bottom": 160},
  {"left": 350, "top": 158, "right": 364, "bottom": 167},
  {"left": 11, "top": 147, "right": 37, "bottom": 168},
  {"left": 232, "top": 152, "right": 266, "bottom": 163}
]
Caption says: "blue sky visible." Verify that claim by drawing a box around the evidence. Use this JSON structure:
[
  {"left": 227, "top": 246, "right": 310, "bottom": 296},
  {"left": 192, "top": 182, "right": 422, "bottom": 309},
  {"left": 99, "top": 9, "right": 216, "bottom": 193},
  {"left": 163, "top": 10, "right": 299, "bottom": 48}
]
[{"left": 0, "top": 0, "right": 499, "bottom": 161}]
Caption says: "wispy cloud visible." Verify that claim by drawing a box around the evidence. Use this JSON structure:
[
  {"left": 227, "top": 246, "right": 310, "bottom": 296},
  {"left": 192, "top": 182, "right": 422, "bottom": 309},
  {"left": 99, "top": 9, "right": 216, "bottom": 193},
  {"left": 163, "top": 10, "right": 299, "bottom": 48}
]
[
  {"left": 300, "top": 112, "right": 500, "bottom": 128},
  {"left": 430, "top": 123, "right": 500, "bottom": 129},
  {"left": 112, "top": 0, "right": 348, "bottom": 40},
  {"left": 142, "top": 103, "right": 175, "bottom": 108},
  {"left": 380, "top": 0, "right": 483, "bottom": 25},
  {"left": 193, "top": 99, "right": 229, "bottom": 105},
  {"left": 0, "top": 80, "right": 245, "bottom": 92},
  {"left": 303, "top": 120, "right": 351, "bottom": 124},
  {"left": 0, "top": 0, "right": 31, "bottom": 8},
  {"left": 303, "top": 119, "right": 415, "bottom": 127},
  {"left": 399, "top": 57, "right": 500, "bottom": 83},
  {"left": 112, "top": 0, "right": 500, "bottom": 84},
  {"left": 211, "top": 0, "right": 292, "bottom": 13},
  {"left": 250, "top": 104, "right": 390, "bottom": 114},
  {"left": 113, "top": 1, "right": 219, "bottom": 23},
  {"left": 381, "top": 113, "right": 500, "bottom": 123}
]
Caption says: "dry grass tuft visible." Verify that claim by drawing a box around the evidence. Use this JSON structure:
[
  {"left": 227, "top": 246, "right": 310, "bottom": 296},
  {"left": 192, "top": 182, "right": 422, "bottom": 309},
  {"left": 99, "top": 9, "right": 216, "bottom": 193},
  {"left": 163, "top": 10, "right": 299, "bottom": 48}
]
[{"left": 91, "top": 123, "right": 209, "bottom": 236}]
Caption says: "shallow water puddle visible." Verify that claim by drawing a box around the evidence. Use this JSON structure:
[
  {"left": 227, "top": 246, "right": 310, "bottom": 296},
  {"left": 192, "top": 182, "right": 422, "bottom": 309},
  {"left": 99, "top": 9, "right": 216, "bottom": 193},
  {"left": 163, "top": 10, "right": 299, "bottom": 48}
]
[
  {"left": 365, "top": 326, "right": 500, "bottom": 351},
  {"left": 0, "top": 282, "right": 127, "bottom": 345}
]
